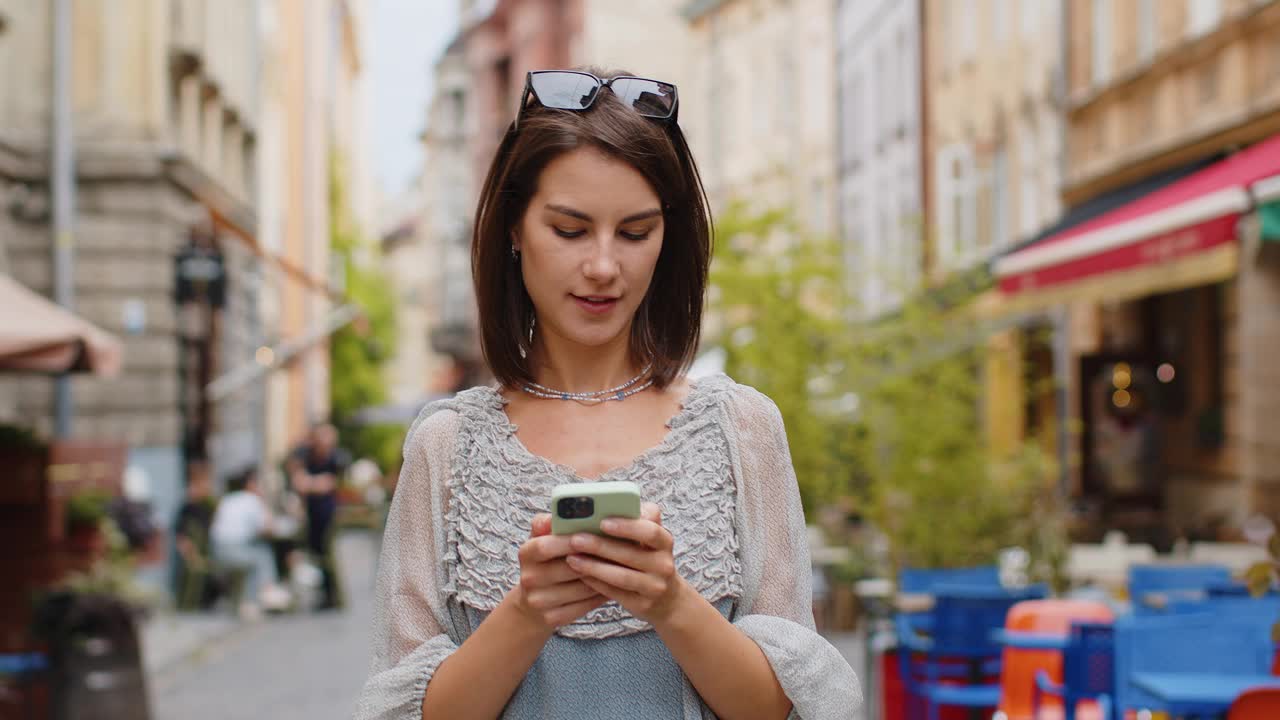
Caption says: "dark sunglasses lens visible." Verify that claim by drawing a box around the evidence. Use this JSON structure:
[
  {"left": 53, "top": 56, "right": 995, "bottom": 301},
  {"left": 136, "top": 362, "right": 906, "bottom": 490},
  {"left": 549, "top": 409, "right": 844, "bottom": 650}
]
[
  {"left": 529, "top": 72, "right": 601, "bottom": 110},
  {"left": 609, "top": 78, "right": 676, "bottom": 118}
]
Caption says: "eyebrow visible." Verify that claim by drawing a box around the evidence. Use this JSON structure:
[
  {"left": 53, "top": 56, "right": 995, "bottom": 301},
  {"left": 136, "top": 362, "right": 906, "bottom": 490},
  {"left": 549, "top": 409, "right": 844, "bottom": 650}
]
[{"left": 545, "top": 204, "right": 663, "bottom": 225}]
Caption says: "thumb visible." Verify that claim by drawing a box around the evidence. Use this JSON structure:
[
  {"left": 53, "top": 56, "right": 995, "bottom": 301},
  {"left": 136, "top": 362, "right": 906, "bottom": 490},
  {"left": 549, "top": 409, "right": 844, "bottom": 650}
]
[{"left": 530, "top": 513, "right": 551, "bottom": 538}]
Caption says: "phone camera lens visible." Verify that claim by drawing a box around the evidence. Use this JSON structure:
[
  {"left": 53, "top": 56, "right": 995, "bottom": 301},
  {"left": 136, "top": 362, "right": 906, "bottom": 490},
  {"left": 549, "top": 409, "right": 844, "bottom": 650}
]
[{"left": 557, "top": 497, "right": 594, "bottom": 519}]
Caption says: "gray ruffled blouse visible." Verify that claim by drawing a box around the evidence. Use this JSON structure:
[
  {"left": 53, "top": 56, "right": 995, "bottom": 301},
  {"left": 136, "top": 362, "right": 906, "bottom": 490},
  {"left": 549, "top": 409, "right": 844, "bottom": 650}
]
[{"left": 355, "top": 373, "right": 861, "bottom": 719}]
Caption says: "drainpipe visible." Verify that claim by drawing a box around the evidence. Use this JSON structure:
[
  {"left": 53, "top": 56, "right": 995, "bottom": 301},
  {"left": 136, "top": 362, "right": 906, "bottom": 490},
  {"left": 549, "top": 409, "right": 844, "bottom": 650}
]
[{"left": 51, "top": 0, "right": 76, "bottom": 438}]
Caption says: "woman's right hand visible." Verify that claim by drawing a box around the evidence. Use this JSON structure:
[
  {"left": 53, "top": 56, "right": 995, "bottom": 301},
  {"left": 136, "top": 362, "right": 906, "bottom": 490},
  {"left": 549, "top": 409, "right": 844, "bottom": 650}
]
[{"left": 509, "top": 513, "right": 607, "bottom": 633}]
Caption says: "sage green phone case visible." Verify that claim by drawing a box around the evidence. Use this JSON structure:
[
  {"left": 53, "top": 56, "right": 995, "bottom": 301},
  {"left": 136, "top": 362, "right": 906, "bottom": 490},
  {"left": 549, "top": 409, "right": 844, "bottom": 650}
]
[{"left": 550, "top": 480, "right": 642, "bottom": 536}]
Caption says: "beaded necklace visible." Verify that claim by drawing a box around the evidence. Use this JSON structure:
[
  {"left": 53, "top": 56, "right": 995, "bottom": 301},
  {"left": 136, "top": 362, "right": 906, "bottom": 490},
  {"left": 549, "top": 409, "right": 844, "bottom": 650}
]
[{"left": 519, "top": 363, "right": 654, "bottom": 404}]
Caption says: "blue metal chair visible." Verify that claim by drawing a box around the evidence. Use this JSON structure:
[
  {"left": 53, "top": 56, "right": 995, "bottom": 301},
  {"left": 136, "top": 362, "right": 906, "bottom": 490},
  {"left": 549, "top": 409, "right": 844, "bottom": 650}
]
[
  {"left": 897, "top": 584, "right": 1047, "bottom": 720},
  {"left": 1112, "top": 612, "right": 1274, "bottom": 717},
  {"left": 894, "top": 565, "right": 1006, "bottom": 697},
  {"left": 898, "top": 566, "right": 1002, "bottom": 594},
  {"left": 1032, "top": 621, "right": 1115, "bottom": 720},
  {"left": 1127, "top": 563, "right": 1231, "bottom": 613}
]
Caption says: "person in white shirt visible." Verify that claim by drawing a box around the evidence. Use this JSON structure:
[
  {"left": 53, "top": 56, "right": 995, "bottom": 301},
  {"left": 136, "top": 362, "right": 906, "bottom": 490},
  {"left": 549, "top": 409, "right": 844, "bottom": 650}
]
[{"left": 210, "top": 467, "right": 291, "bottom": 618}]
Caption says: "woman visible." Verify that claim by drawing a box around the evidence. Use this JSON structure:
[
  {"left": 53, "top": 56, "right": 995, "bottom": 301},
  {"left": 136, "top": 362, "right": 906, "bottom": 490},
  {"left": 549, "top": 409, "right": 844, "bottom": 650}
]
[{"left": 356, "top": 68, "right": 860, "bottom": 719}]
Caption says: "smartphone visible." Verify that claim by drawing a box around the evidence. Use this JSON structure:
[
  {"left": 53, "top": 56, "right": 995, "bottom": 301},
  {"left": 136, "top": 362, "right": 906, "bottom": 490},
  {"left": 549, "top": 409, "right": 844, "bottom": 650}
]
[{"left": 550, "top": 480, "right": 641, "bottom": 536}]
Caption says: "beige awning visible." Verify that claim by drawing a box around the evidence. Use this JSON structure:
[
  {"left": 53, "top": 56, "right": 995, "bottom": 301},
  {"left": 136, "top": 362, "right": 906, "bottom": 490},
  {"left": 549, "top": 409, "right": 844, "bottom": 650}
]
[{"left": 0, "top": 274, "right": 123, "bottom": 376}]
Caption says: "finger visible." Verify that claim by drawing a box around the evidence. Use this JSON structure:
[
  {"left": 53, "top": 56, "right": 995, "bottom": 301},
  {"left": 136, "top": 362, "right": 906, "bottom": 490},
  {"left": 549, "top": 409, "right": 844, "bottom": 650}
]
[
  {"left": 569, "top": 532, "right": 664, "bottom": 574},
  {"left": 525, "top": 579, "right": 601, "bottom": 608},
  {"left": 523, "top": 558, "right": 582, "bottom": 587},
  {"left": 530, "top": 513, "right": 551, "bottom": 538},
  {"left": 579, "top": 576, "right": 644, "bottom": 608},
  {"left": 546, "top": 593, "right": 609, "bottom": 627},
  {"left": 567, "top": 554, "right": 665, "bottom": 596},
  {"left": 519, "top": 534, "right": 576, "bottom": 564},
  {"left": 599, "top": 517, "right": 673, "bottom": 551},
  {"left": 641, "top": 502, "right": 662, "bottom": 525}
]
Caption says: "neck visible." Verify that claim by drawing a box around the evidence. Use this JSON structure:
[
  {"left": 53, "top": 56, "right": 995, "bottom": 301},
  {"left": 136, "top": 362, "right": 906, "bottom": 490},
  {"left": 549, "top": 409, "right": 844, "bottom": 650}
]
[{"left": 526, "top": 325, "right": 644, "bottom": 394}]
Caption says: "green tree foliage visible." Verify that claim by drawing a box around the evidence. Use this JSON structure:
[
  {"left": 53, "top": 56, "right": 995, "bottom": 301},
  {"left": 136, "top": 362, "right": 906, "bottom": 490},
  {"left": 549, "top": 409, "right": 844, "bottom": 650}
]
[
  {"left": 710, "top": 204, "right": 1066, "bottom": 582},
  {"left": 709, "top": 203, "right": 862, "bottom": 512},
  {"left": 329, "top": 156, "right": 405, "bottom": 473}
]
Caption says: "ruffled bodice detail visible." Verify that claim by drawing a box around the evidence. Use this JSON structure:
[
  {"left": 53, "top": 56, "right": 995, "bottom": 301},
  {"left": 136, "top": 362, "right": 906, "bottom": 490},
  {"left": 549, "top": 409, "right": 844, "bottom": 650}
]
[{"left": 438, "top": 374, "right": 742, "bottom": 639}]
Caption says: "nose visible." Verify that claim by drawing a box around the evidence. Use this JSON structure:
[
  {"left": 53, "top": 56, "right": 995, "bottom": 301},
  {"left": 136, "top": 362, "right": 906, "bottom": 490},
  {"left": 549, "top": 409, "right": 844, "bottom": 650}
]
[{"left": 582, "top": 233, "right": 621, "bottom": 283}]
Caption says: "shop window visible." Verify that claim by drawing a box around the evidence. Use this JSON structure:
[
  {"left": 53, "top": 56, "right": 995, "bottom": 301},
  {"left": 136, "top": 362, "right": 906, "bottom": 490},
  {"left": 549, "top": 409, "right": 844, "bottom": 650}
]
[
  {"left": 1092, "top": 0, "right": 1113, "bottom": 87},
  {"left": 1187, "top": 0, "right": 1221, "bottom": 38},
  {"left": 1137, "top": 0, "right": 1157, "bottom": 63}
]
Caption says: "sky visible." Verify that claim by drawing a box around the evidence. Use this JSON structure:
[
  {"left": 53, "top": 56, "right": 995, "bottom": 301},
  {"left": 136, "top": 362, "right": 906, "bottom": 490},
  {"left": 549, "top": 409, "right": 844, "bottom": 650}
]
[{"left": 367, "top": 0, "right": 460, "bottom": 200}]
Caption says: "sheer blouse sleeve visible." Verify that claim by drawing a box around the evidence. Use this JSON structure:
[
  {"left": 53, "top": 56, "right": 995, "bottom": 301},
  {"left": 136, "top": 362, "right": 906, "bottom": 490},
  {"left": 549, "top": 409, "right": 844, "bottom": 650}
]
[
  {"left": 723, "top": 384, "right": 862, "bottom": 720},
  {"left": 354, "top": 405, "right": 462, "bottom": 720}
]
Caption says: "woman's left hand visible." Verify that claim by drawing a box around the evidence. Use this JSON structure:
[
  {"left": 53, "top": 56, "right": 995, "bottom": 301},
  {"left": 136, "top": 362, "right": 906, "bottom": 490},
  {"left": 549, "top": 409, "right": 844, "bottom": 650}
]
[{"left": 565, "top": 502, "right": 691, "bottom": 625}]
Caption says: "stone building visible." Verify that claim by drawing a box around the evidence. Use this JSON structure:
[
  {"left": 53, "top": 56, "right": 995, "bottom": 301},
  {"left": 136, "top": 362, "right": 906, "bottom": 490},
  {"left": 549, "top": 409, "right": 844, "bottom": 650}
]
[
  {"left": 995, "top": 0, "right": 1280, "bottom": 542},
  {"left": 682, "top": 0, "right": 837, "bottom": 237},
  {"left": 0, "top": 0, "right": 267, "bottom": 500}
]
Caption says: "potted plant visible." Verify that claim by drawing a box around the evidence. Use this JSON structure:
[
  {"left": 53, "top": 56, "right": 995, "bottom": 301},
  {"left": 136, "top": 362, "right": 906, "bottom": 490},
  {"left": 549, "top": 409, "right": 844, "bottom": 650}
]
[
  {"left": 64, "top": 488, "right": 112, "bottom": 552},
  {"left": 0, "top": 422, "right": 47, "bottom": 505}
]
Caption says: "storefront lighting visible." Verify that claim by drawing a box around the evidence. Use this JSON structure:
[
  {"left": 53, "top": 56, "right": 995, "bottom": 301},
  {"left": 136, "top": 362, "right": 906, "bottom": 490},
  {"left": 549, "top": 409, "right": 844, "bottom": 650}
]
[
  {"left": 1113, "top": 389, "right": 1131, "bottom": 408},
  {"left": 1113, "top": 370, "right": 1131, "bottom": 390},
  {"left": 255, "top": 345, "right": 275, "bottom": 367},
  {"left": 1157, "top": 363, "right": 1176, "bottom": 383}
]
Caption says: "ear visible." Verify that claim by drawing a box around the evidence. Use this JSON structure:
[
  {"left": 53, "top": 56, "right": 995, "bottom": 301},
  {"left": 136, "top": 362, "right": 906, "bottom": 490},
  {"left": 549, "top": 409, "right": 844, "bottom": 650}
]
[{"left": 510, "top": 229, "right": 522, "bottom": 253}]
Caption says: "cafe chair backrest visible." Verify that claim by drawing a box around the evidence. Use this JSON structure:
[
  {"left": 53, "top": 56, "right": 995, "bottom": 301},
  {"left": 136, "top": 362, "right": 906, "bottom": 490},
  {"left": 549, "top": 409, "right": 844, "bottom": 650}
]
[
  {"left": 1064, "top": 622, "right": 1115, "bottom": 699},
  {"left": 1127, "top": 563, "right": 1231, "bottom": 611},
  {"left": 897, "top": 566, "right": 1001, "bottom": 594},
  {"left": 1114, "top": 612, "right": 1273, "bottom": 715},
  {"left": 930, "top": 585, "right": 1047, "bottom": 659}
]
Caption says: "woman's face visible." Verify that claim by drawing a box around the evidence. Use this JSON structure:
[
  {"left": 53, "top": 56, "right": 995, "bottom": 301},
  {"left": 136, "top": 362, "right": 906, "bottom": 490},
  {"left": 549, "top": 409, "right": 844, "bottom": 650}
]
[{"left": 514, "top": 147, "right": 664, "bottom": 354}]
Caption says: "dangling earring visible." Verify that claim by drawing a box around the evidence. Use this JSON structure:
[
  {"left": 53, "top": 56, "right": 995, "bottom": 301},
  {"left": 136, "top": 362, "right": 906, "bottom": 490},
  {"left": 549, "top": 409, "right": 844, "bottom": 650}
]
[{"left": 511, "top": 246, "right": 521, "bottom": 262}]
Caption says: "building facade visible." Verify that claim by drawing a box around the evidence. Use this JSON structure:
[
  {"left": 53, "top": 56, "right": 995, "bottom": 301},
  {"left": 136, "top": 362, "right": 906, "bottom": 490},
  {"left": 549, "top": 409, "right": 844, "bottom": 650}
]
[
  {"left": 0, "top": 0, "right": 267, "bottom": 512},
  {"left": 996, "top": 0, "right": 1280, "bottom": 543},
  {"left": 257, "top": 0, "right": 368, "bottom": 471},
  {"left": 683, "top": 0, "right": 838, "bottom": 237},
  {"left": 923, "top": 0, "right": 1064, "bottom": 276},
  {"left": 835, "top": 0, "right": 924, "bottom": 317}
]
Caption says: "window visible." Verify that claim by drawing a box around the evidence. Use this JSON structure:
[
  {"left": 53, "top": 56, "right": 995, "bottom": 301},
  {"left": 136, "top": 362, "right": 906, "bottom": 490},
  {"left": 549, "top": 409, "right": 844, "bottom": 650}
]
[
  {"left": 1187, "top": 0, "right": 1221, "bottom": 38},
  {"left": 898, "top": 28, "right": 912, "bottom": 132},
  {"left": 935, "top": 143, "right": 977, "bottom": 268},
  {"left": 843, "top": 74, "right": 861, "bottom": 164},
  {"left": 992, "top": 141, "right": 1009, "bottom": 250},
  {"left": 995, "top": 0, "right": 1011, "bottom": 44},
  {"left": 779, "top": 47, "right": 796, "bottom": 134},
  {"left": 1019, "top": 0, "right": 1039, "bottom": 38},
  {"left": 1137, "top": 0, "right": 1157, "bottom": 63},
  {"left": 1018, "top": 121, "right": 1040, "bottom": 238},
  {"left": 1092, "top": 0, "right": 1112, "bottom": 87},
  {"left": 959, "top": 0, "right": 978, "bottom": 62}
]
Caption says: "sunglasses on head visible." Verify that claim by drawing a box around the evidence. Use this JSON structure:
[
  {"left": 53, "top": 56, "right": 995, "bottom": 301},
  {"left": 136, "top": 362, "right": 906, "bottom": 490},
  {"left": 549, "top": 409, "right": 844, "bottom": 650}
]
[{"left": 514, "top": 70, "right": 679, "bottom": 130}]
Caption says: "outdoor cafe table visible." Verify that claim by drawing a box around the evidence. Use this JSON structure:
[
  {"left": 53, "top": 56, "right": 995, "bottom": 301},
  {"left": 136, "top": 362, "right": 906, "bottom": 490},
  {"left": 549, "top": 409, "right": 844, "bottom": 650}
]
[{"left": 1131, "top": 672, "right": 1280, "bottom": 717}]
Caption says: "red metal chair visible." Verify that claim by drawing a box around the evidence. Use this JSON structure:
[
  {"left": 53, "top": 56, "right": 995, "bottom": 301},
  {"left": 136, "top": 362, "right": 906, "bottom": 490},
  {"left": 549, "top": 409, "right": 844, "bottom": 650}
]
[
  {"left": 994, "top": 599, "right": 1114, "bottom": 720},
  {"left": 1228, "top": 687, "right": 1280, "bottom": 720}
]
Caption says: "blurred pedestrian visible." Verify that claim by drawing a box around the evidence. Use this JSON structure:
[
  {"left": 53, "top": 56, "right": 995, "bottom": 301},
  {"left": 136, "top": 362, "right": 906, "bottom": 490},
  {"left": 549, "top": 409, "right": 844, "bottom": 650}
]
[
  {"left": 173, "top": 463, "right": 218, "bottom": 609},
  {"left": 210, "top": 467, "right": 291, "bottom": 620},
  {"left": 356, "top": 67, "right": 859, "bottom": 719},
  {"left": 287, "top": 422, "right": 350, "bottom": 611}
]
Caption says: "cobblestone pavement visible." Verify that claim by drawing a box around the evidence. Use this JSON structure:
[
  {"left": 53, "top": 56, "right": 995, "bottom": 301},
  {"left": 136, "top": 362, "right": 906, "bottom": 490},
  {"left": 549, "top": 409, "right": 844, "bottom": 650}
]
[
  {"left": 150, "top": 530, "right": 867, "bottom": 719},
  {"left": 149, "top": 531, "right": 380, "bottom": 720}
]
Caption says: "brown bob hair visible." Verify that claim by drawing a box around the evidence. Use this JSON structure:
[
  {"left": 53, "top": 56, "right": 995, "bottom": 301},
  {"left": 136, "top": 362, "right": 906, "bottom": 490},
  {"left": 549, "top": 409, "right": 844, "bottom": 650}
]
[{"left": 472, "top": 68, "right": 712, "bottom": 391}]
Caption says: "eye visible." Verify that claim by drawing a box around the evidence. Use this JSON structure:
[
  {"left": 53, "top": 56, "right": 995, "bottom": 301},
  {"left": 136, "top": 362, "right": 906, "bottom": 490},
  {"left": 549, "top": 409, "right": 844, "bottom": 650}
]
[
  {"left": 620, "top": 229, "right": 651, "bottom": 242},
  {"left": 553, "top": 227, "right": 585, "bottom": 239}
]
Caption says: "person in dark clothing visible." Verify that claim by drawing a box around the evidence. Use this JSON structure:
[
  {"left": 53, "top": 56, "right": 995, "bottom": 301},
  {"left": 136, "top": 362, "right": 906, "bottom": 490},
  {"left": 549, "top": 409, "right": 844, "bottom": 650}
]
[
  {"left": 172, "top": 464, "right": 219, "bottom": 609},
  {"left": 287, "top": 422, "right": 350, "bottom": 610}
]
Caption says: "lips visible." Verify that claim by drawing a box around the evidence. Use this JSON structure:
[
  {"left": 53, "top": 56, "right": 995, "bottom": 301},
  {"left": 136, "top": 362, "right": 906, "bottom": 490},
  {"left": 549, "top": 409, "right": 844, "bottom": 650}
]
[{"left": 572, "top": 294, "right": 619, "bottom": 315}]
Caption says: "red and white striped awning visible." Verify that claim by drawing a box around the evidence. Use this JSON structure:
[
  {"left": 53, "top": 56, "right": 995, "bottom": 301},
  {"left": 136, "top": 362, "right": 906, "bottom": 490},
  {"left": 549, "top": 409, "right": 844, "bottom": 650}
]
[{"left": 995, "top": 134, "right": 1280, "bottom": 296}]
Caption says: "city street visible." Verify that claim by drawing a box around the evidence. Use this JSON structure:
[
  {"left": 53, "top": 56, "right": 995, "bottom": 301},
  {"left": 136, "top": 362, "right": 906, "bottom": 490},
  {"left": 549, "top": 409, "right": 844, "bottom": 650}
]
[
  {"left": 149, "top": 532, "right": 380, "bottom": 720},
  {"left": 146, "top": 531, "right": 866, "bottom": 719}
]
